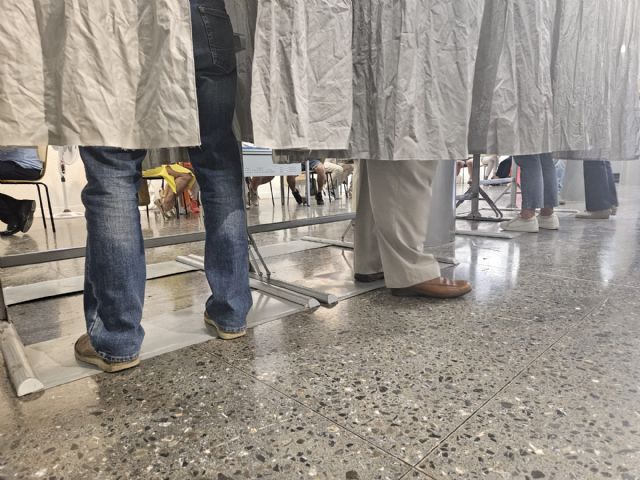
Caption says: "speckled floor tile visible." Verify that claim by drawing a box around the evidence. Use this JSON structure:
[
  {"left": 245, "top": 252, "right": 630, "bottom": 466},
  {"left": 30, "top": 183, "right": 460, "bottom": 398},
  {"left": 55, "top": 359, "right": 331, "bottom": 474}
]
[
  {"left": 418, "top": 289, "right": 640, "bottom": 480},
  {"left": 447, "top": 208, "right": 640, "bottom": 289},
  {"left": 0, "top": 347, "right": 409, "bottom": 480},
  {"left": 208, "top": 266, "right": 609, "bottom": 465}
]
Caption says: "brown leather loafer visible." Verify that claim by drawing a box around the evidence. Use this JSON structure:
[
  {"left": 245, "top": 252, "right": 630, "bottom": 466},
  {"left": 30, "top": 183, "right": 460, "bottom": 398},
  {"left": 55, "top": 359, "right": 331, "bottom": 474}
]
[
  {"left": 391, "top": 277, "right": 472, "bottom": 299},
  {"left": 354, "top": 272, "right": 385, "bottom": 283},
  {"left": 74, "top": 334, "right": 140, "bottom": 373}
]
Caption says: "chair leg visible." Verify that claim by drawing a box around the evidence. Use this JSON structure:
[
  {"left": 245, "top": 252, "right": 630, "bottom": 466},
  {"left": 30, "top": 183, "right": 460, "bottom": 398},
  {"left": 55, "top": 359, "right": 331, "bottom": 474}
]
[
  {"left": 41, "top": 183, "right": 56, "bottom": 233},
  {"left": 269, "top": 181, "right": 275, "bottom": 206},
  {"left": 35, "top": 184, "right": 47, "bottom": 230}
]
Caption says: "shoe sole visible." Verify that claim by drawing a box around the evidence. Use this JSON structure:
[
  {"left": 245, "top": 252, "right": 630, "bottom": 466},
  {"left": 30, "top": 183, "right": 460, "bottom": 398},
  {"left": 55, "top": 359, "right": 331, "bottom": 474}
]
[
  {"left": 20, "top": 202, "right": 36, "bottom": 233},
  {"left": 538, "top": 225, "right": 560, "bottom": 230},
  {"left": 204, "top": 314, "right": 247, "bottom": 340},
  {"left": 354, "top": 273, "right": 385, "bottom": 283},
  {"left": 391, "top": 285, "right": 472, "bottom": 299},
  {"left": 74, "top": 350, "right": 140, "bottom": 373}
]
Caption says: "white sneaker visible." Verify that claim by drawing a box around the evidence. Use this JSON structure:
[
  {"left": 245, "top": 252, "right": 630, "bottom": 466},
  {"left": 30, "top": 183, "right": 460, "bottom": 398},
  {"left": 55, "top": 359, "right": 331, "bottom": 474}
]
[
  {"left": 575, "top": 210, "right": 610, "bottom": 220},
  {"left": 537, "top": 213, "right": 560, "bottom": 230},
  {"left": 500, "top": 216, "right": 539, "bottom": 232}
]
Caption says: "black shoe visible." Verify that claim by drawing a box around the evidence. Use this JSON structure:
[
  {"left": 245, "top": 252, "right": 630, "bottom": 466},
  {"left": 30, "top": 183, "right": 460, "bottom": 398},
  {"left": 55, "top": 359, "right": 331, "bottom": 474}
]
[
  {"left": 316, "top": 192, "right": 324, "bottom": 205},
  {"left": 18, "top": 201, "right": 36, "bottom": 233},
  {"left": 354, "top": 272, "right": 385, "bottom": 283},
  {"left": 0, "top": 225, "right": 20, "bottom": 237},
  {"left": 292, "top": 189, "right": 303, "bottom": 205}
]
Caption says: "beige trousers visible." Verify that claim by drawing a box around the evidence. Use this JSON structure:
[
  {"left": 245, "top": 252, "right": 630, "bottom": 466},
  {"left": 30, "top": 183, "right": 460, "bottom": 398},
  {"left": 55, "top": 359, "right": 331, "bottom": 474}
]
[{"left": 354, "top": 160, "right": 440, "bottom": 288}]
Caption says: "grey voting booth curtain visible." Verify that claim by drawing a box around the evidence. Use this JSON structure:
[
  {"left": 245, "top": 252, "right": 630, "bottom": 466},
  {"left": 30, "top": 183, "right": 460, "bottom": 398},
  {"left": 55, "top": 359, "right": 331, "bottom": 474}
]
[
  {"left": 0, "top": 0, "right": 200, "bottom": 149},
  {"left": 249, "top": 0, "right": 484, "bottom": 161},
  {"left": 469, "top": 0, "right": 640, "bottom": 161},
  {"left": 468, "top": 0, "right": 556, "bottom": 156},
  {"left": 249, "top": 0, "right": 353, "bottom": 151},
  {"left": 349, "top": 0, "right": 484, "bottom": 161}
]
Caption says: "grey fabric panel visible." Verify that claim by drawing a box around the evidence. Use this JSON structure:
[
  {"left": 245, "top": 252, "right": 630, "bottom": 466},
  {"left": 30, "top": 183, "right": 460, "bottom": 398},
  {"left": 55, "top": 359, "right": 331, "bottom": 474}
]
[
  {"left": 551, "top": 0, "right": 612, "bottom": 159},
  {"left": 0, "top": 0, "right": 200, "bottom": 149},
  {"left": 469, "top": 0, "right": 556, "bottom": 156},
  {"left": 552, "top": 0, "right": 640, "bottom": 161},
  {"left": 250, "top": 0, "right": 353, "bottom": 150},
  {"left": 349, "top": 0, "right": 484, "bottom": 161},
  {"left": 608, "top": 0, "right": 640, "bottom": 161}
]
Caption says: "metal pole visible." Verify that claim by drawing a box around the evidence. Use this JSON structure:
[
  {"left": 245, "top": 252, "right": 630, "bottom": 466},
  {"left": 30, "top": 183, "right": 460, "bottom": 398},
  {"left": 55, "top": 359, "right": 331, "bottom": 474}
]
[
  {"left": 280, "top": 176, "right": 285, "bottom": 206},
  {"left": 509, "top": 159, "right": 518, "bottom": 208},
  {"left": 470, "top": 153, "right": 482, "bottom": 217},
  {"left": 305, "top": 159, "right": 311, "bottom": 206},
  {"left": 0, "top": 276, "right": 44, "bottom": 396}
]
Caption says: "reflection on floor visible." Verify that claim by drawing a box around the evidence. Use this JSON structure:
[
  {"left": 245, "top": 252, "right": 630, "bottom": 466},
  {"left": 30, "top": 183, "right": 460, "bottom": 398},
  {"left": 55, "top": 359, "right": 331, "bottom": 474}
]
[
  {"left": 0, "top": 195, "right": 354, "bottom": 257},
  {"left": 1, "top": 188, "right": 639, "bottom": 479}
]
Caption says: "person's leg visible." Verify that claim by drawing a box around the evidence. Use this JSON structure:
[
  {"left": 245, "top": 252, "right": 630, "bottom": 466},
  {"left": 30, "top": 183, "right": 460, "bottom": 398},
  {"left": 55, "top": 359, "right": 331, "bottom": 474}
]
[
  {"left": 583, "top": 161, "right": 614, "bottom": 212},
  {"left": 314, "top": 163, "right": 326, "bottom": 200},
  {"left": 323, "top": 161, "right": 343, "bottom": 195},
  {"left": 0, "top": 193, "right": 20, "bottom": 226},
  {"left": 513, "top": 155, "right": 544, "bottom": 218},
  {"left": 539, "top": 153, "right": 558, "bottom": 216},
  {"left": 79, "top": 147, "right": 147, "bottom": 363},
  {"left": 162, "top": 167, "right": 193, "bottom": 211},
  {"left": 188, "top": 0, "right": 252, "bottom": 333},
  {"left": 554, "top": 159, "right": 567, "bottom": 192},
  {"left": 365, "top": 160, "right": 441, "bottom": 287},
  {"left": 354, "top": 160, "right": 384, "bottom": 278},
  {"left": 485, "top": 155, "right": 498, "bottom": 179},
  {"left": 0, "top": 193, "right": 36, "bottom": 236},
  {"left": 0, "top": 162, "right": 42, "bottom": 181},
  {"left": 249, "top": 176, "right": 274, "bottom": 191},
  {"left": 604, "top": 161, "right": 619, "bottom": 208}
]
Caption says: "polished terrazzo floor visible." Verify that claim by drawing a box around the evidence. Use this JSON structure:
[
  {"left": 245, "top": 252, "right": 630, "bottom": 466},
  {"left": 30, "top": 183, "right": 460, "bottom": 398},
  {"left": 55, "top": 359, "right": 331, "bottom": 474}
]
[{"left": 0, "top": 187, "right": 639, "bottom": 479}]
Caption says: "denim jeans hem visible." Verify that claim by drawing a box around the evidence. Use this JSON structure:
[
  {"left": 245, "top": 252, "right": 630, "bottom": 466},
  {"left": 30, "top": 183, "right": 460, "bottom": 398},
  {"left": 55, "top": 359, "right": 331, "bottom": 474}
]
[
  {"left": 211, "top": 322, "right": 247, "bottom": 334},
  {"left": 96, "top": 349, "right": 140, "bottom": 363}
]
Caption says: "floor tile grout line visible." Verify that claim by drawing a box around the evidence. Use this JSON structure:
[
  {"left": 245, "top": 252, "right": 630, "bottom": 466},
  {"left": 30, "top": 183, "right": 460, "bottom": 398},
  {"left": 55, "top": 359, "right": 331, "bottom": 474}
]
[
  {"left": 398, "top": 467, "right": 440, "bottom": 480},
  {"left": 410, "top": 297, "right": 609, "bottom": 473},
  {"left": 211, "top": 350, "right": 422, "bottom": 474}
]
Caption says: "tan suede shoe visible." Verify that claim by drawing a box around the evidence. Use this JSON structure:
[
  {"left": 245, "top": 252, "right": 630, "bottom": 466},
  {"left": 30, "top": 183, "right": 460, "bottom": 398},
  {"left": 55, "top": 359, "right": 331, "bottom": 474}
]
[
  {"left": 74, "top": 334, "right": 140, "bottom": 373},
  {"left": 391, "top": 277, "right": 472, "bottom": 299},
  {"left": 204, "top": 312, "right": 247, "bottom": 340}
]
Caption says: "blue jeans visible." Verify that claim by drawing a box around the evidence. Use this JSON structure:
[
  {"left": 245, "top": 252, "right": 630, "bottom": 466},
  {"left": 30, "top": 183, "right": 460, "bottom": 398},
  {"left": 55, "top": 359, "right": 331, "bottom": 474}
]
[
  {"left": 583, "top": 160, "right": 618, "bottom": 211},
  {"left": 514, "top": 153, "right": 558, "bottom": 210},
  {"left": 554, "top": 159, "right": 567, "bottom": 192},
  {"left": 79, "top": 0, "right": 252, "bottom": 362}
]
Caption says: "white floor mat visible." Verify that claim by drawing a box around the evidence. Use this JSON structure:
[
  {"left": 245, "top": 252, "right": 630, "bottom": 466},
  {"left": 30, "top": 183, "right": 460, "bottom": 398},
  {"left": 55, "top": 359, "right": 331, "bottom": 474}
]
[{"left": 24, "top": 290, "right": 303, "bottom": 390}]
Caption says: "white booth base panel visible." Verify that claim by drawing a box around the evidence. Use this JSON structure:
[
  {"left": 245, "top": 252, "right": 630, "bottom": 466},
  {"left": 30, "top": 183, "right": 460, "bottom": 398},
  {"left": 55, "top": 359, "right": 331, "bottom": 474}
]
[{"left": 23, "top": 290, "right": 303, "bottom": 390}]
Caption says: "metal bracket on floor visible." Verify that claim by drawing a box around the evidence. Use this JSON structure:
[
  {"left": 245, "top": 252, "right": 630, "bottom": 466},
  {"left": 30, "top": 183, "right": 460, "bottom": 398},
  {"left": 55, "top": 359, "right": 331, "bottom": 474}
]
[
  {"left": 175, "top": 254, "right": 327, "bottom": 308},
  {"left": 301, "top": 236, "right": 460, "bottom": 266},
  {"left": 0, "top": 277, "right": 44, "bottom": 397},
  {"left": 456, "top": 154, "right": 509, "bottom": 223}
]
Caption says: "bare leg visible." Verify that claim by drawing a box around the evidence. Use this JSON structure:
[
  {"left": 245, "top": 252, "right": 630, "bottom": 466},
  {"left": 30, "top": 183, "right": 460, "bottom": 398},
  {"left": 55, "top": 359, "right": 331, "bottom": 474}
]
[{"left": 314, "top": 164, "right": 327, "bottom": 192}]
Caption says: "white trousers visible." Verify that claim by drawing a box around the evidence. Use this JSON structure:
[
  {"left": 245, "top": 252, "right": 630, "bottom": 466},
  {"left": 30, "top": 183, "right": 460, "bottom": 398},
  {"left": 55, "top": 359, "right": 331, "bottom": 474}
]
[
  {"left": 324, "top": 160, "right": 354, "bottom": 189},
  {"left": 354, "top": 160, "right": 441, "bottom": 288}
]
